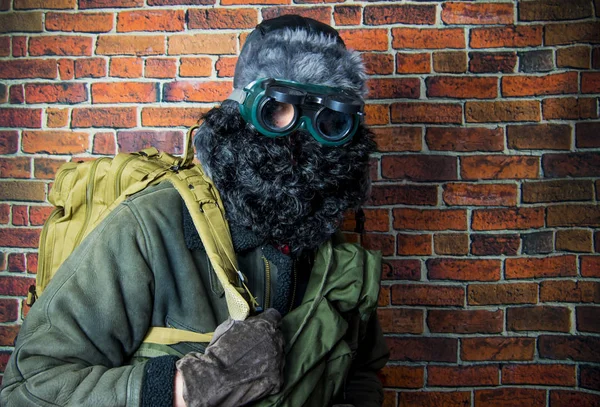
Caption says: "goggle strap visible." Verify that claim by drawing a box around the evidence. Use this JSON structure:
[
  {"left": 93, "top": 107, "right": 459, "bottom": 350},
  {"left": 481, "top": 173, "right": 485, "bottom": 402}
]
[{"left": 227, "top": 88, "right": 247, "bottom": 104}]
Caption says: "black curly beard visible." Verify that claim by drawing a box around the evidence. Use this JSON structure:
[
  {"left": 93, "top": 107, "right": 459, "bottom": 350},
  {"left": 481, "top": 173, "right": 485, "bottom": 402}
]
[{"left": 194, "top": 101, "right": 375, "bottom": 255}]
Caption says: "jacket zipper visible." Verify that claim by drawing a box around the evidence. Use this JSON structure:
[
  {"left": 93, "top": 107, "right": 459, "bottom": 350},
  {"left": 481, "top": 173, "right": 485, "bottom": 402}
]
[{"left": 262, "top": 256, "right": 271, "bottom": 310}]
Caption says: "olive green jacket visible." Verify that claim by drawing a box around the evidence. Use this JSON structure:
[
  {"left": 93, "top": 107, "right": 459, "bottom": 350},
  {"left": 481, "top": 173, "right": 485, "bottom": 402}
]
[{"left": 1, "top": 183, "right": 388, "bottom": 407}]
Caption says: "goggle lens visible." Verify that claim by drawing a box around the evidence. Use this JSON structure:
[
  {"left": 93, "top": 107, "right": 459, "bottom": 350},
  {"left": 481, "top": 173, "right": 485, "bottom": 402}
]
[
  {"left": 315, "top": 108, "right": 353, "bottom": 142},
  {"left": 261, "top": 99, "right": 297, "bottom": 131}
]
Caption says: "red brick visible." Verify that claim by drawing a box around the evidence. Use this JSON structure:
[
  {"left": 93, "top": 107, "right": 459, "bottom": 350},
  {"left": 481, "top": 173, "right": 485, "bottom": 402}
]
[
  {"left": 503, "top": 72, "right": 578, "bottom": 97},
  {"left": 333, "top": 5, "right": 361, "bottom": 26},
  {"left": 148, "top": 0, "right": 214, "bottom": 4},
  {"left": 0, "top": 229, "right": 40, "bottom": 249},
  {"left": 80, "top": 0, "right": 142, "bottom": 7},
  {"left": 58, "top": 58, "right": 75, "bottom": 80},
  {"left": 97, "top": 35, "right": 165, "bottom": 56},
  {"left": 544, "top": 152, "right": 600, "bottom": 177},
  {"left": 545, "top": 22, "right": 600, "bottom": 46},
  {"left": 540, "top": 280, "right": 600, "bottom": 303},
  {"left": 117, "top": 130, "right": 183, "bottom": 155},
  {"left": 367, "top": 184, "right": 437, "bottom": 207},
  {"left": 72, "top": 107, "right": 137, "bottom": 128},
  {"left": 163, "top": 81, "right": 232, "bottom": 103},
  {"left": 434, "top": 233, "right": 469, "bottom": 255},
  {"left": 427, "top": 127, "right": 503, "bottom": 152},
  {"left": 377, "top": 308, "right": 423, "bottom": 334},
  {"left": 469, "top": 51, "right": 517, "bottom": 73},
  {"left": 75, "top": 58, "right": 106, "bottom": 78},
  {"left": 539, "top": 335, "right": 600, "bottom": 362},
  {"left": 12, "top": 206, "right": 28, "bottom": 226},
  {"left": 8, "top": 252, "right": 26, "bottom": 271},
  {"left": 179, "top": 57, "right": 213, "bottom": 77},
  {"left": 221, "top": 0, "right": 283, "bottom": 4},
  {"left": 472, "top": 207, "right": 544, "bottom": 231},
  {"left": 442, "top": 2, "right": 513, "bottom": 25},
  {"left": 432, "top": 51, "right": 467, "bottom": 73},
  {"left": 9, "top": 85, "right": 24, "bottom": 104},
  {"left": 0, "top": 59, "right": 57, "bottom": 79},
  {"left": 520, "top": 0, "right": 593, "bottom": 21},
  {"left": 361, "top": 233, "right": 395, "bottom": 256},
  {"left": 466, "top": 100, "right": 540, "bottom": 123},
  {"left": 551, "top": 391, "right": 600, "bottom": 407},
  {"left": 0, "top": 180, "right": 46, "bottom": 201},
  {"left": 397, "top": 234, "right": 431, "bottom": 256},
  {"left": 506, "top": 255, "right": 577, "bottom": 279},
  {"left": 0, "top": 325, "right": 21, "bottom": 346},
  {"left": 468, "top": 283, "right": 538, "bottom": 305},
  {"left": 187, "top": 8, "right": 257, "bottom": 30},
  {"left": 399, "top": 391, "right": 471, "bottom": 407},
  {"left": 11, "top": 36, "right": 26, "bottom": 58},
  {"left": 557, "top": 45, "right": 591, "bottom": 69},
  {"left": 462, "top": 337, "right": 535, "bottom": 361},
  {"left": 471, "top": 234, "right": 520, "bottom": 256},
  {"left": 581, "top": 256, "right": 600, "bottom": 277},
  {"left": 444, "top": 183, "right": 517, "bottom": 207},
  {"left": 364, "top": 104, "right": 389, "bottom": 126},
  {"left": 46, "top": 108, "right": 68, "bottom": 129},
  {"left": 92, "top": 82, "right": 156, "bottom": 104},
  {"left": 381, "top": 259, "right": 421, "bottom": 281},
  {"left": 426, "top": 76, "right": 497, "bottom": 99},
  {"left": 577, "top": 306, "right": 600, "bottom": 333},
  {"left": 0, "top": 37, "right": 9, "bottom": 57},
  {"left": 46, "top": 12, "right": 112, "bottom": 32},
  {"left": 364, "top": 4, "right": 435, "bottom": 25},
  {"left": 582, "top": 72, "right": 600, "bottom": 93},
  {"left": 396, "top": 53, "right": 431, "bottom": 74},
  {"left": 0, "top": 132, "right": 19, "bottom": 154},
  {"left": 388, "top": 337, "right": 457, "bottom": 362},
  {"left": 216, "top": 56, "right": 237, "bottom": 78},
  {"left": 22, "top": 131, "right": 89, "bottom": 155},
  {"left": 391, "top": 102, "right": 463, "bottom": 124},
  {"left": 378, "top": 365, "right": 424, "bottom": 389},
  {"left": 0, "top": 299, "right": 19, "bottom": 323},
  {"left": 0, "top": 205, "right": 8, "bottom": 224},
  {"left": 581, "top": 365, "right": 600, "bottom": 391},
  {"left": 0, "top": 11, "right": 43, "bottom": 32},
  {"left": 144, "top": 58, "right": 176, "bottom": 79},
  {"left": 141, "top": 107, "right": 206, "bottom": 127},
  {"left": 428, "top": 365, "right": 499, "bottom": 386},
  {"left": 543, "top": 97, "right": 598, "bottom": 120},
  {"left": 475, "top": 388, "right": 545, "bottom": 407},
  {"left": 27, "top": 252, "right": 38, "bottom": 274},
  {"left": 461, "top": 155, "right": 539, "bottom": 180},
  {"left": 362, "top": 208, "right": 389, "bottom": 233},
  {"left": 556, "top": 229, "right": 593, "bottom": 252},
  {"left": 372, "top": 127, "right": 421, "bottom": 153},
  {"left": 428, "top": 309, "right": 502, "bottom": 334},
  {"left": 24, "top": 83, "right": 87, "bottom": 104},
  {"left": 502, "top": 364, "right": 575, "bottom": 386},
  {"left": 507, "top": 305, "right": 571, "bottom": 332},
  {"left": 34, "top": 158, "right": 67, "bottom": 180},
  {"left": 394, "top": 208, "right": 467, "bottom": 231},
  {"left": 91, "top": 132, "right": 115, "bottom": 155},
  {"left": 15, "top": 0, "right": 75, "bottom": 8},
  {"left": 392, "top": 28, "right": 465, "bottom": 49},
  {"left": 368, "top": 78, "right": 420, "bottom": 100},
  {"left": 109, "top": 57, "right": 143, "bottom": 78},
  {"left": 507, "top": 124, "right": 571, "bottom": 150},
  {"left": 471, "top": 25, "right": 543, "bottom": 49},
  {"left": 261, "top": 7, "right": 330, "bottom": 26},
  {"left": 428, "top": 258, "right": 500, "bottom": 282},
  {"left": 339, "top": 29, "right": 388, "bottom": 52},
  {"left": 0, "top": 108, "right": 42, "bottom": 128},
  {"left": 29, "top": 35, "right": 92, "bottom": 56},
  {"left": 0, "top": 157, "right": 30, "bottom": 179},
  {"left": 523, "top": 180, "right": 594, "bottom": 203},
  {"left": 577, "top": 122, "right": 600, "bottom": 148},
  {"left": 29, "top": 206, "right": 53, "bottom": 226},
  {"left": 382, "top": 155, "right": 457, "bottom": 181},
  {"left": 594, "top": 46, "right": 600, "bottom": 68},
  {"left": 391, "top": 284, "right": 464, "bottom": 307},
  {"left": 117, "top": 9, "right": 184, "bottom": 32}
]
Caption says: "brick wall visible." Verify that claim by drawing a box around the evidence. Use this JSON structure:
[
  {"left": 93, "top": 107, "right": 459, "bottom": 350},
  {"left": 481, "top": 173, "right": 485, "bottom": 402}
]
[{"left": 0, "top": 1, "right": 599, "bottom": 405}]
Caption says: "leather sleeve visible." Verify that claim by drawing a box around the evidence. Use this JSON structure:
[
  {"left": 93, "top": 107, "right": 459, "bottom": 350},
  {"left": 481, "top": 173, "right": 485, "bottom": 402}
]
[
  {"left": 0, "top": 203, "right": 158, "bottom": 407},
  {"left": 341, "top": 313, "right": 390, "bottom": 407}
]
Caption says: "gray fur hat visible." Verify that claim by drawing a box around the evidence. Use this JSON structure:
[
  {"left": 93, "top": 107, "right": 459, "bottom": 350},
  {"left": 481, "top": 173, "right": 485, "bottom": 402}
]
[{"left": 233, "top": 15, "right": 367, "bottom": 98}]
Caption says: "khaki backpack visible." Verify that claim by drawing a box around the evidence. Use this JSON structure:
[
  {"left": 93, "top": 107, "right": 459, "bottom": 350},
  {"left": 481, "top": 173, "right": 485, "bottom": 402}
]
[{"left": 30, "top": 125, "right": 256, "bottom": 343}]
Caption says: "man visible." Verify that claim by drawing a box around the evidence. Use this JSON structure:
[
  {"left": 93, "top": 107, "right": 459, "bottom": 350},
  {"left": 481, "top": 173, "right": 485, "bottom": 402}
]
[{"left": 1, "top": 15, "right": 388, "bottom": 407}]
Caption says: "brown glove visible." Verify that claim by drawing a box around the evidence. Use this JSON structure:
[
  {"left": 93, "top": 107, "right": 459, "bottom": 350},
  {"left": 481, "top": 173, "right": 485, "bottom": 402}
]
[{"left": 175, "top": 308, "right": 285, "bottom": 407}]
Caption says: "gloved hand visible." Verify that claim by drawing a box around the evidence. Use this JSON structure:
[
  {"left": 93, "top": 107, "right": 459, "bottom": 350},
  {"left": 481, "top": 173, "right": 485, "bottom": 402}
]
[{"left": 175, "top": 308, "right": 285, "bottom": 407}]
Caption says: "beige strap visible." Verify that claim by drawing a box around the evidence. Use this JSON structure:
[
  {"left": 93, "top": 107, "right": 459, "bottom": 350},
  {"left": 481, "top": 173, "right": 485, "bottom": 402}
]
[{"left": 143, "top": 327, "right": 213, "bottom": 345}]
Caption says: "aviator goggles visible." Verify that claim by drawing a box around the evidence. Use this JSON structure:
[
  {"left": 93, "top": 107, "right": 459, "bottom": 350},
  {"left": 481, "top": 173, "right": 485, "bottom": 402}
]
[{"left": 227, "top": 78, "right": 364, "bottom": 146}]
